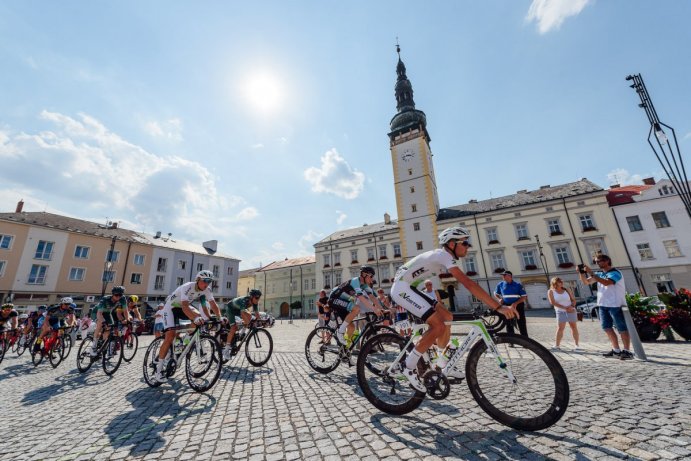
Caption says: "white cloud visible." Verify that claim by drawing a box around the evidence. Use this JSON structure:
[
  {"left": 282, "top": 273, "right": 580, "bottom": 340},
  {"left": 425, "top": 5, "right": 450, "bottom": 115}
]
[
  {"left": 526, "top": 0, "right": 592, "bottom": 34},
  {"left": 298, "top": 230, "right": 323, "bottom": 253},
  {"left": 683, "top": 132, "right": 691, "bottom": 141},
  {"left": 250, "top": 143, "right": 264, "bottom": 149},
  {"left": 144, "top": 118, "right": 183, "bottom": 142},
  {"left": 336, "top": 210, "right": 347, "bottom": 225},
  {"left": 606, "top": 168, "right": 648, "bottom": 185},
  {"left": 235, "top": 207, "right": 259, "bottom": 221},
  {"left": 303, "top": 148, "right": 365, "bottom": 199},
  {"left": 272, "top": 242, "right": 285, "bottom": 251}
]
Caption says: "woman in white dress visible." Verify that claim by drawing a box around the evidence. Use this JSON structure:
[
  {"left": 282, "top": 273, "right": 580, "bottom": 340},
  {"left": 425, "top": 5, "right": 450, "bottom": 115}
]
[{"left": 547, "top": 277, "right": 582, "bottom": 351}]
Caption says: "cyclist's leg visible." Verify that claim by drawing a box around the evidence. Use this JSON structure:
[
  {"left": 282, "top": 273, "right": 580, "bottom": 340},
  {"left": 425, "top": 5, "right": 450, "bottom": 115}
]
[
  {"left": 155, "top": 306, "right": 183, "bottom": 381},
  {"left": 34, "top": 317, "right": 51, "bottom": 351}
]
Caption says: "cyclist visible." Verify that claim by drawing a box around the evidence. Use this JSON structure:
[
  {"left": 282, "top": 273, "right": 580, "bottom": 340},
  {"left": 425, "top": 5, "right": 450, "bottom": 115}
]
[
  {"left": 329, "top": 266, "right": 382, "bottom": 345},
  {"left": 126, "top": 295, "right": 143, "bottom": 323},
  {"left": 89, "top": 286, "right": 127, "bottom": 357},
  {"left": 223, "top": 289, "right": 262, "bottom": 361},
  {"left": 33, "top": 298, "right": 76, "bottom": 352},
  {"left": 154, "top": 270, "right": 223, "bottom": 383},
  {"left": 391, "top": 226, "right": 518, "bottom": 391},
  {"left": 0, "top": 303, "right": 19, "bottom": 340}
]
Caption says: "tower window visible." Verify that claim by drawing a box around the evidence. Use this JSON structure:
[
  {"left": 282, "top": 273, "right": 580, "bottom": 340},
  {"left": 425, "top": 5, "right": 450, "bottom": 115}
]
[
  {"left": 411, "top": 204, "right": 417, "bottom": 212},
  {"left": 410, "top": 186, "right": 415, "bottom": 193},
  {"left": 408, "top": 168, "right": 413, "bottom": 176},
  {"left": 416, "top": 241, "right": 423, "bottom": 251},
  {"left": 413, "top": 222, "right": 420, "bottom": 231}
]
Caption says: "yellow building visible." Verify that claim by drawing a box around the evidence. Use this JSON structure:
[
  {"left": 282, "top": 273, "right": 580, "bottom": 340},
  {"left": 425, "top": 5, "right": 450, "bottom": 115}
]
[{"left": 255, "top": 256, "right": 317, "bottom": 318}]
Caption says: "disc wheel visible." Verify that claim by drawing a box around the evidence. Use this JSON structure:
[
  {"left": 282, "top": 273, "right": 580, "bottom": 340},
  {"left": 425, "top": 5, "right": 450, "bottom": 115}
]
[
  {"left": 143, "top": 337, "right": 164, "bottom": 388},
  {"left": 76, "top": 337, "right": 95, "bottom": 373},
  {"left": 305, "top": 326, "right": 341, "bottom": 374},
  {"left": 465, "top": 334, "right": 570, "bottom": 431},
  {"left": 122, "top": 332, "right": 138, "bottom": 363},
  {"left": 102, "top": 336, "right": 124, "bottom": 376},
  {"left": 245, "top": 328, "right": 273, "bottom": 367},
  {"left": 185, "top": 333, "right": 222, "bottom": 392}
]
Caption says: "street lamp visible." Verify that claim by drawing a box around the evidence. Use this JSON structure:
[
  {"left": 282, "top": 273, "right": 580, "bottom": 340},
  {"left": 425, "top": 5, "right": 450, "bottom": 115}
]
[
  {"left": 101, "top": 236, "right": 117, "bottom": 297},
  {"left": 534, "top": 235, "right": 551, "bottom": 286}
]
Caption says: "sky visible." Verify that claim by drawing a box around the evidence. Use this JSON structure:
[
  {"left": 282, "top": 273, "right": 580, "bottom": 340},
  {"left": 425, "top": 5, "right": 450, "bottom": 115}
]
[{"left": 1, "top": 1, "right": 690, "bottom": 270}]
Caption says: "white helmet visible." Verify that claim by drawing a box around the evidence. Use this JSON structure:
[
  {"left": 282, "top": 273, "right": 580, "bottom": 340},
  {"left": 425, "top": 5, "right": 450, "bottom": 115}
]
[
  {"left": 60, "top": 296, "right": 74, "bottom": 304},
  {"left": 438, "top": 226, "right": 472, "bottom": 246},
  {"left": 196, "top": 270, "right": 215, "bottom": 280}
]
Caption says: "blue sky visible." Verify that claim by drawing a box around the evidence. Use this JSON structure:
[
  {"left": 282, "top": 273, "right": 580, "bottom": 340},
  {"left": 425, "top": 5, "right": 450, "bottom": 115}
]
[{"left": 1, "top": 1, "right": 690, "bottom": 269}]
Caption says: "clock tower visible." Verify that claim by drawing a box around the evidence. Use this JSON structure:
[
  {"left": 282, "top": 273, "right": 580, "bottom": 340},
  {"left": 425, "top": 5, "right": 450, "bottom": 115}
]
[{"left": 389, "top": 46, "right": 440, "bottom": 260}]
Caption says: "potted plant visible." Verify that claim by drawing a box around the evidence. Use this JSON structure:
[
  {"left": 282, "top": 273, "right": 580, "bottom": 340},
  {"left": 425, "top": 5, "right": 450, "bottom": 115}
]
[
  {"left": 439, "top": 272, "right": 453, "bottom": 278},
  {"left": 493, "top": 267, "right": 505, "bottom": 274},
  {"left": 625, "top": 293, "right": 663, "bottom": 342},
  {"left": 558, "top": 262, "right": 574, "bottom": 269},
  {"left": 488, "top": 239, "right": 500, "bottom": 245},
  {"left": 465, "top": 271, "right": 477, "bottom": 276},
  {"left": 525, "top": 264, "right": 538, "bottom": 270},
  {"left": 657, "top": 288, "right": 691, "bottom": 341}
]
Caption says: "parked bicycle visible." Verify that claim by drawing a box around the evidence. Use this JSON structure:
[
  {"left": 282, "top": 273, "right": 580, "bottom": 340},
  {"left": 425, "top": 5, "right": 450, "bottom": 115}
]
[
  {"left": 75, "top": 324, "right": 124, "bottom": 376},
  {"left": 356, "top": 318, "right": 569, "bottom": 431},
  {"left": 142, "top": 319, "right": 222, "bottom": 392},
  {"left": 305, "top": 312, "right": 397, "bottom": 374},
  {"left": 215, "top": 313, "right": 275, "bottom": 367}
]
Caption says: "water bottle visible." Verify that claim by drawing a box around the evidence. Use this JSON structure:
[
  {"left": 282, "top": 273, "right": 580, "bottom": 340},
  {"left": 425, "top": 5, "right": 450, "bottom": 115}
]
[
  {"left": 174, "top": 337, "right": 183, "bottom": 354},
  {"left": 182, "top": 334, "right": 191, "bottom": 348},
  {"left": 351, "top": 329, "right": 360, "bottom": 344}
]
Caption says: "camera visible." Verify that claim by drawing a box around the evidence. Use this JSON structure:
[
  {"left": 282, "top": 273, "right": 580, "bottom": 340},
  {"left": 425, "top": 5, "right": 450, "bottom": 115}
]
[{"left": 577, "top": 264, "right": 586, "bottom": 274}]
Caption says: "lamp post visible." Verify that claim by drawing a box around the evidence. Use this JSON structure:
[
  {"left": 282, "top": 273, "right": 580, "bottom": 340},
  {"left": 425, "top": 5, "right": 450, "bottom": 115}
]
[
  {"left": 626, "top": 74, "right": 691, "bottom": 218},
  {"left": 101, "top": 236, "right": 117, "bottom": 297},
  {"left": 534, "top": 235, "right": 550, "bottom": 286}
]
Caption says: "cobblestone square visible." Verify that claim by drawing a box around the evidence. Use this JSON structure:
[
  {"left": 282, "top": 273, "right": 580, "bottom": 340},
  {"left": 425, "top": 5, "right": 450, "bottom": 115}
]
[{"left": 2, "top": 314, "right": 690, "bottom": 460}]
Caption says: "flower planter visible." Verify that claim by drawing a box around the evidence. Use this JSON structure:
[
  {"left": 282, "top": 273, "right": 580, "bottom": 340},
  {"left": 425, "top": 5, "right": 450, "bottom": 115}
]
[
  {"left": 635, "top": 318, "right": 662, "bottom": 342},
  {"left": 465, "top": 271, "right": 477, "bottom": 276},
  {"left": 670, "top": 315, "right": 691, "bottom": 341},
  {"left": 550, "top": 231, "right": 563, "bottom": 236},
  {"left": 439, "top": 272, "right": 453, "bottom": 278},
  {"left": 493, "top": 268, "right": 505, "bottom": 274},
  {"left": 524, "top": 264, "right": 538, "bottom": 270},
  {"left": 558, "top": 262, "right": 574, "bottom": 269},
  {"left": 488, "top": 240, "right": 500, "bottom": 245}
]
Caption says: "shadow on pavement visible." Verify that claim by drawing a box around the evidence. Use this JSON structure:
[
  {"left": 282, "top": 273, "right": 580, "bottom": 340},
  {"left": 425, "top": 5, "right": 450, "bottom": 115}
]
[
  {"left": 104, "top": 387, "right": 216, "bottom": 456},
  {"left": 21, "top": 368, "right": 112, "bottom": 405},
  {"left": 0, "top": 360, "right": 43, "bottom": 380}
]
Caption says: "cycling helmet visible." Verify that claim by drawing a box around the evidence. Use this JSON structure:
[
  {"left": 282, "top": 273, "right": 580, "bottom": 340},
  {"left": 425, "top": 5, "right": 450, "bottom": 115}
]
[
  {"left": 360, "top": 265, "right": 376, "bottom": 276},
  {"left": 249, "top": 289, "right": 262, "bottom": 298},
  {"left": 38, "top": 305, "right": 47, "bottom": 312},
  {"left": 196, "top": 270, "right": 215, "bottom": 280},
  {"left": 439, "top": 226, "right": 472, "bottom": 246},
  {"left": 68, "top": 303, "right": 77, "bottom": 309},
  {"left": 60, "top": 297, "right": 74, "bottom": 304},
  {"left": 128, "top": 295, "right": 139, "bottom": 304},
  {"left": 111, "top": 286, "right": 125, "bottom": 295},
  {"left": 1, "top": 302, "right": 13, "bottom": 309}
]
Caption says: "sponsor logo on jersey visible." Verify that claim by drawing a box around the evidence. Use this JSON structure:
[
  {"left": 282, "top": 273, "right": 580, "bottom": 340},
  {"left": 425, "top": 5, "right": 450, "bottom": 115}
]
[
  {"left": 411, "top": 267, "right": 426, "bottom": 279},
  {"left": 399, "top": 292, "right": 424, "bottom": 310}
]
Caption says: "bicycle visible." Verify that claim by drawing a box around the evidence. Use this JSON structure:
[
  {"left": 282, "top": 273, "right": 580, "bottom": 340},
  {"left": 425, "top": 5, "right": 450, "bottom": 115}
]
[
  {"left": 120, "top": 321, "right": 140, "bottom": 363},
  {"left": 215, "top": 314, "right": 275, "bottom": 367},
  {"left": 142, "top": 319, "right": 222, "bottom": 392},
  {"left": 453, "top": 302, "right": 506, "bottom": 334},
  {"left": 356, "top": 318, "right": 569, "bottom": 431},
  {"left": 305, "top": 312, "right": 398, "bottom": 374},
  {"left": 75, "top": 324, "right": 124, "bottom": 376},
  {"left": 31, "top": 327, "right": 70, "bottom": 368}
]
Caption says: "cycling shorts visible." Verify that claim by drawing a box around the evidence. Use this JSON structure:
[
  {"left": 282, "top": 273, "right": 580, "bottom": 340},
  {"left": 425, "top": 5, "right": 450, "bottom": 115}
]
[
  {"left": 328, "top": 297, "right": 353, "bottom": 320},
  {"left": 98, "top": 310, "right": 117, "bottom": 326},
  {"left": 48, "top": 317, "right": 65, "bottom": 330},
  {"left": 162, "top": 306, "right": 191, "bottom": 330},
  {"left": 390, "top": 281, "right": 437, "bottom": 322}
]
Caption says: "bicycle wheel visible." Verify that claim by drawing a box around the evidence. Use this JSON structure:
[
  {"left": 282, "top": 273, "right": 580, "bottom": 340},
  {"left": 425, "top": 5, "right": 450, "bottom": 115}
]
[
  {"left": 49, "top": 338, "right": 64, "bottom": 368},
  {"left": 10, "top": 335, "right": 18, "bottom": 353},
  {"left": 0, "top": 339, "right": 6, "bottom": 365},
  {"left": 245, "top": 328, "right": 273, "bottom": 367},
  {"left": 185, "top": 333, "right": 221, "bottom": 392},
  {"left": 102, "top": 336, "right": 124, "bottom": 376},
  {"left": 122, "top": 332, "right": 138, "bottom": 363},
  {"left": 143, "top": 337, "right": 164, "bottom": 388},
  {"left": 356, "top": 333, "right": 425, "bottom": 415},
  {"left": 61, "top": 334, "right": 73, "bottom": 359},
  {"left": 76, "top": 337, "right": 95, "bottom": 373},
  {"left": 16, "top": 334, "right": 28, "bottom": 357},
  {"left": 305, "top": 326, "right": 341, "bottom": 373},
  {"left": 214, "top": 329, "right": 230, "bottom": 364},
  {"left": 465, "top": 334, "right": 570, "bottom": 431}
]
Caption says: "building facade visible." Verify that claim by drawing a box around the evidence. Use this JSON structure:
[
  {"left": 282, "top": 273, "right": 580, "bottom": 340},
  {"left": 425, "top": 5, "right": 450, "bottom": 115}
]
[
  {"left": 255, "top": 256, "right": 317, "bottom": 318},
  {"left": 237, "top": 267, "right": 261, "bottom": 298}
]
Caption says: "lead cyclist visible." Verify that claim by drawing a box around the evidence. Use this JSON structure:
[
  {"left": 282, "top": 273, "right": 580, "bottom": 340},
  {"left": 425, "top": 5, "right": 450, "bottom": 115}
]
[{"left": 391, "top": 226, "right": 519, "bottom": 392}]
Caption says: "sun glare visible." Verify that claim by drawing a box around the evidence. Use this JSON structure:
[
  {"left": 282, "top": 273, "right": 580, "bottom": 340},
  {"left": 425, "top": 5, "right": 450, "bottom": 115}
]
[{"left": 243, "top": 73, "right": 282, "bottom": 114}]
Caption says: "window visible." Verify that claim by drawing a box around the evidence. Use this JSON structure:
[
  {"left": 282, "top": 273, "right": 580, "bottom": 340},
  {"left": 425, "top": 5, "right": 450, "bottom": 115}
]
[
  {"left": 323, "top": 254, "right": 331, "bottom": 267},
  {"left": 28, "top": 265, "right": 48, "bottom": 284},
  {"left": 486, "top": 227, "right": 498, "bottom": 244},
  {"left": 367, "top": 247, "right": 375, "bottom": 261},
  {"left": 554, "top": 246, "right": 571, "bottom": 265},
  {"left": 157, "top": 258, "right": 167, "bottom": 272},
  {"left": 379, "top": 265, "right": 391, "bottom": 282},
  {"left": 102, "top": 270, "right": 115, "bottom": 283},
  {"left": 324, "top": 273, "right": 331, "bottom": 288},
  {"left": 626, "top": 216, "right": 643, "bottom": 232},
  {"left": 411, "top": 204, "right": 417, "bottom": 213},
  {"left": 106, "top": 250, "right": 120, "bottom": 262},
  {"left": 393, "top": 243, "right": 401, "bottom": 258},
  {"left": 213, "top": 265, "right": 220, "bottom": 277},
  {"left": 663, "top": 240, "right": 683, "bottom": 258},
  {"left": 175, "top": 276, "right": 184, "bottom": 286},
  {"left": 196, "top": 263, "right": 203, "bottom": 271},
  {"left": 311, "top": 278, "right": 316, "bottom": 290},
  {"left": 131, "top": 273, "right": 142, "bottom": 284},
  {"left": 0, "top": 260, "right": 5, "bottom": 277},
  {"left": 308, "top": 299, "right": 314, "bottom": 311},
  {"left": 520, "top": 250, "right": 537, "bottom": 268},
  {"left": 413, "top": 222, "right": 421, "bottom": 231},
  {"left": 35, "top": 240, "right": 54, "bottom": 260},
  {"left": 379, "top": 244, "right": 387, "bottom": 259},
  {"left": 334, "top": 271, "right": 342, "bottom": 285},
  {"left": 652, "top": 211, "right": 671, "bottom": 228},
  {"left": 155, "top": 275, "right": 165, "bottom": 290},
  {"left": 226, "top": 281, "right": 232, "bottom": 290},
  {"left": 69, "top": 267, "right": 85, "bottom": 281},
  {"left": 408, "top": 168, "right": 413, "bottom": 176},
  {"left": 464, "top": 255, "right": 477, "bottom": 273},
  {"left": 74, "top": 246, "right": 90, "bottom": 259},
  {"left": 134, "top": 254, "right": 145, "bottom": 265},
  {"left": 515, "top": 223, "right": 529, "bottom": 240},
  {"left": 304, "top": 279, "right": 309, "bottom": 290},
  {"left": 637, "top": 243, "right": 654, "bottom": 260},
  {"left": 659, "top": 185, "right": 675, "bottom": 196},
  {"left": 410, "top": 186, "right": 415, "bottom": 193},
  {"left": 583, "top": 238, "right": 607, "bottom": 263},
  {"left": 0, "top": 234, "right": 13, "bottom": 250},
  {"left": 489, "top": 252, "right": 505, "bottom": 271},
  {"left": 579, "top": 214, "right": 596, "bottom": 231},
  {"left": 547, "top": 219, "right": 562, "bottom": 235},
  {"left": 416, "top": 241, "right": 423, "bottom": 251},
  {"left": 333, "top": 253, "right": 341, "bottom": 266},
  {"left": 227, "top": 266, "right": 233, "bottom": 275},
  {"left": 350, "top": 249, "right": 358, "bottom": 263},
  {"left": 178, "top": 260, "right": 186, "bottom": 270}
]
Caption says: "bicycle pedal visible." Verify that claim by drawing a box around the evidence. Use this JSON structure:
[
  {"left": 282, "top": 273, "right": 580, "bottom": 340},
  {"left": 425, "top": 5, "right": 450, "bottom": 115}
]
[{"left": 448, "top": 377, "right": 465, "bottom": 385}]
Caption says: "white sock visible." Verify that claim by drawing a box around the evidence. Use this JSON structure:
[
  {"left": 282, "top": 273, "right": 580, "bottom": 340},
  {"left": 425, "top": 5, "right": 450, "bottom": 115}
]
[
  {"left": 406, "top": 349, "right": 422, "bottom": 370},
  {"left": 613, "top": 348, "right": 621, "bottom": 353}
]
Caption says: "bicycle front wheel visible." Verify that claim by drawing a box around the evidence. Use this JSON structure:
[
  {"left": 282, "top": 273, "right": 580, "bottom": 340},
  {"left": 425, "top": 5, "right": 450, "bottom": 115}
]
[
  {"left": 0, "top": 340, "right": 6, "bottom": 365},
  {"left": 16, "top": 334, "right": 28, "bottom": 357},
  {"left": 102, "top": 336, "right": 124, "bottom": 376},
  {"left": 76, "top": 337, "right": 94, "bottom": 373},
  {"left": 61, "top": 334, "right": 73, "bottom": 359},
  {"left": 245, "top": 328, "right": 273, "bottom": 367},
  {"left": 304, "top": 326, "right": 341, "bottom": 374},
  {"left": 465, "top": 334, "right": 570, "bottom": 431},
  {"left": 185, "top": 333, "right": 221, "bottom": 392},
  {"left": 49, "top": 339, "right": 64, "bottom": 368},
  {"left": 122, "top": 333, "right": 138, "bottom": 362},
  {"left": 143, "top": 337, "right": 164, "bottom": 388}
]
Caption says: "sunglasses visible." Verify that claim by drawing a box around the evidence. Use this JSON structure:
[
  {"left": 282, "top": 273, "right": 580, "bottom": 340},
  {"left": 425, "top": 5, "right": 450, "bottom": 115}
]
[
  {"left": 459, "top": 240, "right": 471, "bottom": 248},
  {"left": 112, "top": 294, "right": 122, "bottom": 297},
  {"left": 200, "top": 278, "right": 213, "bottom": 283}
]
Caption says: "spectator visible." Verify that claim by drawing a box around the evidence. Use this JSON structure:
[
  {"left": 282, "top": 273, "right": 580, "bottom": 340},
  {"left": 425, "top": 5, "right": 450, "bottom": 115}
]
[
  {"left": 494, "top": 270, "right": 528, "bottom": 337},
  {"left": 578, "top": 255, "right": 632, "bottom": 360},
  {"left": 547, "top": 277, "right": 582, "bottom": 351},
  {"left": 153, "top": 303, "right": 165, "bottom": 338},
  {"left": 422, "top": 279, "right": 443, "bottom": 305},
  {"left": 316, "top": 290, "right": 330, "bottom": 327}
]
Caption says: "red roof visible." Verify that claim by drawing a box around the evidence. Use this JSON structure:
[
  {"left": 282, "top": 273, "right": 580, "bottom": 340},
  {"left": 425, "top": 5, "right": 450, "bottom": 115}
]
[{"left": 607, "top": 185, "right": 653, "bottom": 206}]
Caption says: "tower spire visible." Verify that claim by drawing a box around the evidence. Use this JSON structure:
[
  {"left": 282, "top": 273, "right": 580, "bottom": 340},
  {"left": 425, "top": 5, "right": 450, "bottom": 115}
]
[{"left": 388, "top": 42, "right": 428, "bottom": 140}]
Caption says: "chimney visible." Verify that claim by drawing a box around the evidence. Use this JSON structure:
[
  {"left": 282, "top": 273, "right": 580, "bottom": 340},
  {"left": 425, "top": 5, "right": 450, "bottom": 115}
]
[
  {"left": 203, "top": 240, "right": 218, "bottom": 253},
  {"left": 610, "top": 184, "right": 620, "bottom": 189},
  {"left": 384, "top": 213, "right": 391, "bottom": 224},
  {"left": 469, "top": 199, "right": 478, "bottom": 204},
  {"left": 540, "top": 185, "right": 551, "bottom": 189},
  {"left": 110, "top": 222, "right": 118, "bottom": 229},
  {"left": 643, "top": 177, "right": 656, "bottom": 185},
  {"left": 154, "top": 231, "right": 161, "bottom": 239},
  {"left": 15, "top": 200, "right": 24, "bottom": 213}
]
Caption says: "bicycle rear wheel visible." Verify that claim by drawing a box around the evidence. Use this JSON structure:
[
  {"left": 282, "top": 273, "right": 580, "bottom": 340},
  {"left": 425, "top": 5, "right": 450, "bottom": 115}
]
[
  {"left": 356, "top": 333, "right": 425, "bottom": 415},
  {"left": 102, "top": 336, "right": 124, "bottom": 376},
  {"left": 143, "top": 337, "right": 164, "bottom": 388},
  {"left": 0, "top": 339, "right": 6, "bottom": 365},
  {"left": 76, "top": 337, "right": 95, "bottom": 373},
  {"left": 61, "top": 334, "right": 73, "bottom": 359},
  {"left": 122, "top": 332, "right": 138, "bottom": 362},
  {"left": 465, "top": 334, "right": 569, "bottom": 431},
  {"left": 16, "top": 334, "right": 29, "bottom": 357},
  {"left": 304, "top": 326, "right": 341, "bottom": 373},
  {"left": 185, "top": 333, "right": 221, "bottom": 392},
  {"left": 49, "top": 338, "right": 64, "bottom": 368},
  {"left": 245, "top": 328, "right": 273, "bottom": 366}
]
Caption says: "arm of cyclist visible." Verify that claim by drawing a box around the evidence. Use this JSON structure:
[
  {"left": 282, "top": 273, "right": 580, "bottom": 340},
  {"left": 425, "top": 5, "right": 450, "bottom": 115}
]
[
  {"left": 449, "top": 266, "right": 518, "bottom": 318},
  {"left": 181, "top": 300, "right": 204, "bottom": 325}
]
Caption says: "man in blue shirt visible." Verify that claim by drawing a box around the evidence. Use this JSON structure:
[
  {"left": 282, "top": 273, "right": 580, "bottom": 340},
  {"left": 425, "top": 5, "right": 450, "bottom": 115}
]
[{"left": 494, "top": 270, "right": 528, "bottom": 336}]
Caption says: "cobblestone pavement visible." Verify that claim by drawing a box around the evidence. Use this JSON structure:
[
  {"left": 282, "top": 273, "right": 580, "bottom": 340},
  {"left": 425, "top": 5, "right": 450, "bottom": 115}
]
[{"left": 2, "top": 314, "right": 690, "bottom": 461}]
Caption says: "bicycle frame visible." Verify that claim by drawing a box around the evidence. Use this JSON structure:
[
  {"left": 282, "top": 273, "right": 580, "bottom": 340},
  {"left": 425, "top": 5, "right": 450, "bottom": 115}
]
[{"left": 165, "top": 324, "right": 206, "bottom": 366}]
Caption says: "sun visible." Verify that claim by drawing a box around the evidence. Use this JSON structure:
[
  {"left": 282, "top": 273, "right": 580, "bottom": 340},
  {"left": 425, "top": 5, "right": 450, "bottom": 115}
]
[{"left": 243, "top": 72, "right": 282, "bottom": 115}]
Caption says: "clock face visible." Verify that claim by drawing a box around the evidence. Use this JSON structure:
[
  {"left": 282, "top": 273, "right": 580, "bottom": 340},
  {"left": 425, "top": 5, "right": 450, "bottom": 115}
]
[{"left": 401, "top": 149, "right": 415, "bottom": 162}]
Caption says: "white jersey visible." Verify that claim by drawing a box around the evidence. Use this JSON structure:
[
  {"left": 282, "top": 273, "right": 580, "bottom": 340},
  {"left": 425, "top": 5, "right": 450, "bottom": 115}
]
[
  {"left": 394, "top": 248, "right": 459, "bottom": 288},
  {"left": 165, "top": 281, "right": 215, "bottom": 309}
]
